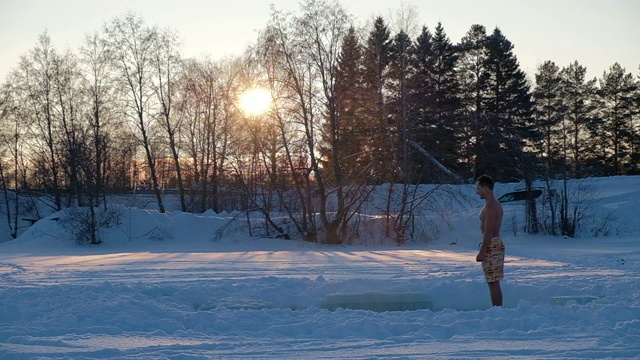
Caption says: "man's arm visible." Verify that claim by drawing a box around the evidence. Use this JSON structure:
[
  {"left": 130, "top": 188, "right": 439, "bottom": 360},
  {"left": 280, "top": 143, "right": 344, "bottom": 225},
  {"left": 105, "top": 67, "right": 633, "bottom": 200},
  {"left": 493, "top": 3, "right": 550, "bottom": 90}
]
[{"left": 476, "top": 204, "right": 496, "bottom": 262}]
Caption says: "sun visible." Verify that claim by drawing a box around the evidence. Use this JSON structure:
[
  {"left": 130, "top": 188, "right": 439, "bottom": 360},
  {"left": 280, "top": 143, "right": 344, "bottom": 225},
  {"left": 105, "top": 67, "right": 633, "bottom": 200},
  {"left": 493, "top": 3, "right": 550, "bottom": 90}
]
[{"left": 239, "top": 88, "right": 272, "bottom": 116}]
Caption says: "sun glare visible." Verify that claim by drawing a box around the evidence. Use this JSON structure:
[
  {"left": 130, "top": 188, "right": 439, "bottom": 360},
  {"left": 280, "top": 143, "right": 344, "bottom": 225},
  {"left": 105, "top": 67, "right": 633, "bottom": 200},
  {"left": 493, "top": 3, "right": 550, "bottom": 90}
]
[{"left": 239, "top": 88, "right": 272, "bottom": 116}]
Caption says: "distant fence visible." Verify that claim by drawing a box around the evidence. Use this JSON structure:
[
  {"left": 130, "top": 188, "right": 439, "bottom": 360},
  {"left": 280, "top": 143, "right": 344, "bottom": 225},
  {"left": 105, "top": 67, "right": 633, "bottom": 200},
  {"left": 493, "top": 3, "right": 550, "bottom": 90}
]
[{"left": 8, "top": 188, "right": 255, "bottom": 213}]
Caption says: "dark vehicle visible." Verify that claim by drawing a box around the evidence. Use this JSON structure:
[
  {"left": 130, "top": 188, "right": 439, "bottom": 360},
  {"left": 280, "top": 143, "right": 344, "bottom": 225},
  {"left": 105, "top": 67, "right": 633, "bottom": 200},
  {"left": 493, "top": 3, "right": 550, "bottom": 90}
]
[{"left": 498, "top": 188, "right": 557, "bottom": 205}]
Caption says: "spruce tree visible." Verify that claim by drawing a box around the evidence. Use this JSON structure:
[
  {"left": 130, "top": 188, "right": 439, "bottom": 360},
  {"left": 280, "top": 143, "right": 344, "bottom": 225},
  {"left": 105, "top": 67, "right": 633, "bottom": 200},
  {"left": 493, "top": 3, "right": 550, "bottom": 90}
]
[
  {"left": 321, "top": 26, "right": 367, "bottom": 184},
  {"left": 387, "top": 30, "right": 414, "bottom": 183},
  {"left": 409, "top": 23, "right": 462, "bottom": 182},
  {"left": 409, "top": 26, "right": 435, "bottom": 181},
  {"left": 456, "top": 24, "right": 489, "bottom": 179},
  {"left": 362, "top": 17, "right": 394, "bottom": 183},
  {"left": 634, "top": 65, "right": 640, "bottom": 172},
  {"left": 479, "top": 27, "right": 539, "bottom": 181}
]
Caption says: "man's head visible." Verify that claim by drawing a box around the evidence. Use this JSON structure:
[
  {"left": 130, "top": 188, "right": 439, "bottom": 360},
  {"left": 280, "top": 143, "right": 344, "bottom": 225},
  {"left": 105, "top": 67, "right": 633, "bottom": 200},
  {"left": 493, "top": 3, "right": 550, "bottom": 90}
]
[{"left": 475, "top": 174, "right": 494, "bottom": 199}]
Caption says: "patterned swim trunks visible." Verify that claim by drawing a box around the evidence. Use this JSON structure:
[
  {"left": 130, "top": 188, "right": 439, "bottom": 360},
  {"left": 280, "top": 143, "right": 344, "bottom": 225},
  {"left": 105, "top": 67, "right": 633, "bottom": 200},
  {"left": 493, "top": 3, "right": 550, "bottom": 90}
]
[{"left": 481, "top": 236, "right": 505, "bottom": 282}]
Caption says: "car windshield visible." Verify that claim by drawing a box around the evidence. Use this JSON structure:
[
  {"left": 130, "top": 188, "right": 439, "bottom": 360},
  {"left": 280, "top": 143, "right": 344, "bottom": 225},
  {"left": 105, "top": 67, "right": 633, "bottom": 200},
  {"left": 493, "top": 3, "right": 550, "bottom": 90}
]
[{"left": 498, "top": 189, "right": 543, "bottom": 203}]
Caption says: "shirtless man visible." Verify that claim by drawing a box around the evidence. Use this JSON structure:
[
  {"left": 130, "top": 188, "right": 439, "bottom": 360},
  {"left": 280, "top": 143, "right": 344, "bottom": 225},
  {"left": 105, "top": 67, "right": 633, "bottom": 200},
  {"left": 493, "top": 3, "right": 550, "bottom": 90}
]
[{"left": 475, "top": 175, "right": 505, "bottom": 307}]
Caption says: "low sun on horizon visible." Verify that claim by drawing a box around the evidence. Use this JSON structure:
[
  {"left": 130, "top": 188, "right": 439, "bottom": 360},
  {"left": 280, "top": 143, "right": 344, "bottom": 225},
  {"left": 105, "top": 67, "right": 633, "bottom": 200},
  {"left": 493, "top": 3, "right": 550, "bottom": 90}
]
[{"left": 239, "top": 88, "right": 272, "bottom": 116}]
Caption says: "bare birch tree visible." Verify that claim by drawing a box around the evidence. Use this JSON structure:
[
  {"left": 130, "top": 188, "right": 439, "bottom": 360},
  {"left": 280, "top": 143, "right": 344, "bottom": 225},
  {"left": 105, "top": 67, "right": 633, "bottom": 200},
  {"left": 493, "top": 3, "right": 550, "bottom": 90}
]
[
  {"left": 51, "top": 48, "right": 85, "bottom": 208},
  {"left": 0, "top": 86, "right": 21, "bottom": 239},
  {"left": 179, "top": 57, "right": 235, "bottom": 212},
  {"left": 15, "top": 32, "right": 64, "bottom": 210},
  {"left": 105, "top": 13, "right": 165, "bottom": 212},
  {"left": 151, "top": 27, "right": 187, "bottom": 211},
  {"left": 79, "top": 31, "right": 117, "bottom": 209},
  {"left": 254, "top": 0, "right": 377, "bottom": 244}
]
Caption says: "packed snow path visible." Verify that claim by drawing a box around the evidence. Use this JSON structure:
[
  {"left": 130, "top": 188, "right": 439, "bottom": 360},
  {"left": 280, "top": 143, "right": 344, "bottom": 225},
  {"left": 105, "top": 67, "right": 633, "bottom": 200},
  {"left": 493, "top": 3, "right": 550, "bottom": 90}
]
[{"left": 1, "top": 236, "right": 639, "bottom": 359}]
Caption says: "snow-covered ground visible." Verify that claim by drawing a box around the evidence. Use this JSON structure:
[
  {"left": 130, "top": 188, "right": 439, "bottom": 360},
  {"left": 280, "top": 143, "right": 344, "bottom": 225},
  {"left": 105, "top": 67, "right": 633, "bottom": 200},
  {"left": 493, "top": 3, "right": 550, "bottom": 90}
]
[{"left": 1, "top": 176, "right": 639, "bottom": 359}]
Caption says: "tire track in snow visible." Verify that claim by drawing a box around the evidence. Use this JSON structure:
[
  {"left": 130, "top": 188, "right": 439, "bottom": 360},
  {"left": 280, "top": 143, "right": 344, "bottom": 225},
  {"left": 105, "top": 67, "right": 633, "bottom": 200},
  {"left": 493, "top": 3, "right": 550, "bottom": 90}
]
[{"left": 0, "top": 263, "right": 27, "bottom": 285}]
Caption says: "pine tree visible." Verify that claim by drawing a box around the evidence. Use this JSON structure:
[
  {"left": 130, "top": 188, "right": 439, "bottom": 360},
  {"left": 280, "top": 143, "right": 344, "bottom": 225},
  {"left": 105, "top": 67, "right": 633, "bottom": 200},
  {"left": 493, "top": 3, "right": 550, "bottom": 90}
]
[
  {"left": 533, "top": 61, "right": 566, "bottom": 176},
  {"left": 559, "top": 61, "right": 598, "bottom": 177},
  {"left": 596, "top": 63, "right": 639, "bottom": 175}
]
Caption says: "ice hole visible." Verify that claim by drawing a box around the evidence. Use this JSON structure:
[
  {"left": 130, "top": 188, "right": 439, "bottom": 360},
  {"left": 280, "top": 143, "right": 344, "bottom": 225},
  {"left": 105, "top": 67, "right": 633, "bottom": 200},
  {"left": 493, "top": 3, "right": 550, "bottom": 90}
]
[
  {"left": 549, "top": 295, "right": 602, "bottom": 306},
  {"left": 323, "top": 292, "right": 433, "bottom": 312},
  {"left": 194, "top": 298, "right": 274, "bottom": 311}
]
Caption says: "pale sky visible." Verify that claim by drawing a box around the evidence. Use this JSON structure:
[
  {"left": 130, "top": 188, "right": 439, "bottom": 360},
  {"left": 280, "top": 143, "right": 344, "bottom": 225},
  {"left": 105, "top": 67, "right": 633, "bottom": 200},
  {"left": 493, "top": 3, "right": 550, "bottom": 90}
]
[{"left": 1, "top": 0, "right": 639, "bottom": 84}]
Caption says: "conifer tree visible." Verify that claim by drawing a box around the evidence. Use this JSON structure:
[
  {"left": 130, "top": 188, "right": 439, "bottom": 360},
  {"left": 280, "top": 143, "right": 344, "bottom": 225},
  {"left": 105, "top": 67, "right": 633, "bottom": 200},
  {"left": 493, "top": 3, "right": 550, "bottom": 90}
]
[
  {"left": 559, "top": 61, "right": 597, "bottom": 177},
  {"left": 409, "top": 23, "right": 462, "bottom": 181},
  {"left": 479, "top": 27, "right": 538, "bottom": 181},
  {"left": 321, "top": 26, "right": 367, "bottom": 184},
  {"left": 479, "top": 27, "right": 540, "bottom": 233},
  {"left": 634, "top": 65, "right": 640, "bottom": 172},
  {"left": 387, "top": 30, "right": 414, "bottom": 183},
  {"left": 533, "top": 61, "right": 566, "bottom": 176},
  {"left": 408, "top": 26, "right": 434, "bottom": 180},
  {"left": 596, "top": 63, "right": 638, "bottom": 174},
  {"left": 386, "top": 29, "right": 415, "bottom": 244},
  {"left": 362, "top": 17, "right": 393, "bottom": 183},
  {"left": 456, "top": 24, "right": 489, "bottom": 179}
]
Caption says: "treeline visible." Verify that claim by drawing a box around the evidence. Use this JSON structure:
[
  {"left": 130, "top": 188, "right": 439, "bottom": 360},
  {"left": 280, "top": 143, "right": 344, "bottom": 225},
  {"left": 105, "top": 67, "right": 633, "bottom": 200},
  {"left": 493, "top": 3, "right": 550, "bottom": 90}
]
[{"left": 0, "top": 0, "right": 638, "bottom": 243}]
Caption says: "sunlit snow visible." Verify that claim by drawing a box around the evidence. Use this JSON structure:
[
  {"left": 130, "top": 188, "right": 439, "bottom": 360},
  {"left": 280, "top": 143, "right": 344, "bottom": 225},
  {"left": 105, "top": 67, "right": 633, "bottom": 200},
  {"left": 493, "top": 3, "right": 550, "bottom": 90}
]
[{"left": 1, "top": 176, "right": 639, "bottom": 359}]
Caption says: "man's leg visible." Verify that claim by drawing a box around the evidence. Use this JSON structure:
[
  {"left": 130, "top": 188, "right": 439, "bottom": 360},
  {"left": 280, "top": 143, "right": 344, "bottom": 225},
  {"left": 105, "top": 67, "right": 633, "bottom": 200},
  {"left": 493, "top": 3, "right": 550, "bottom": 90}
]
[{"left": 488, "top": 281, "right": 502, "bottom": 306}]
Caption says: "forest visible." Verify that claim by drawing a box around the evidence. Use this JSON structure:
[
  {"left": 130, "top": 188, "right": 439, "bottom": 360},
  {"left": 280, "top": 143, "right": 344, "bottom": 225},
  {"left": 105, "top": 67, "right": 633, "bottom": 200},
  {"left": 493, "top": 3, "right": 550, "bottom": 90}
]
[{"left": 0, "top": 0, "right": 638, "bottom": 244}]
